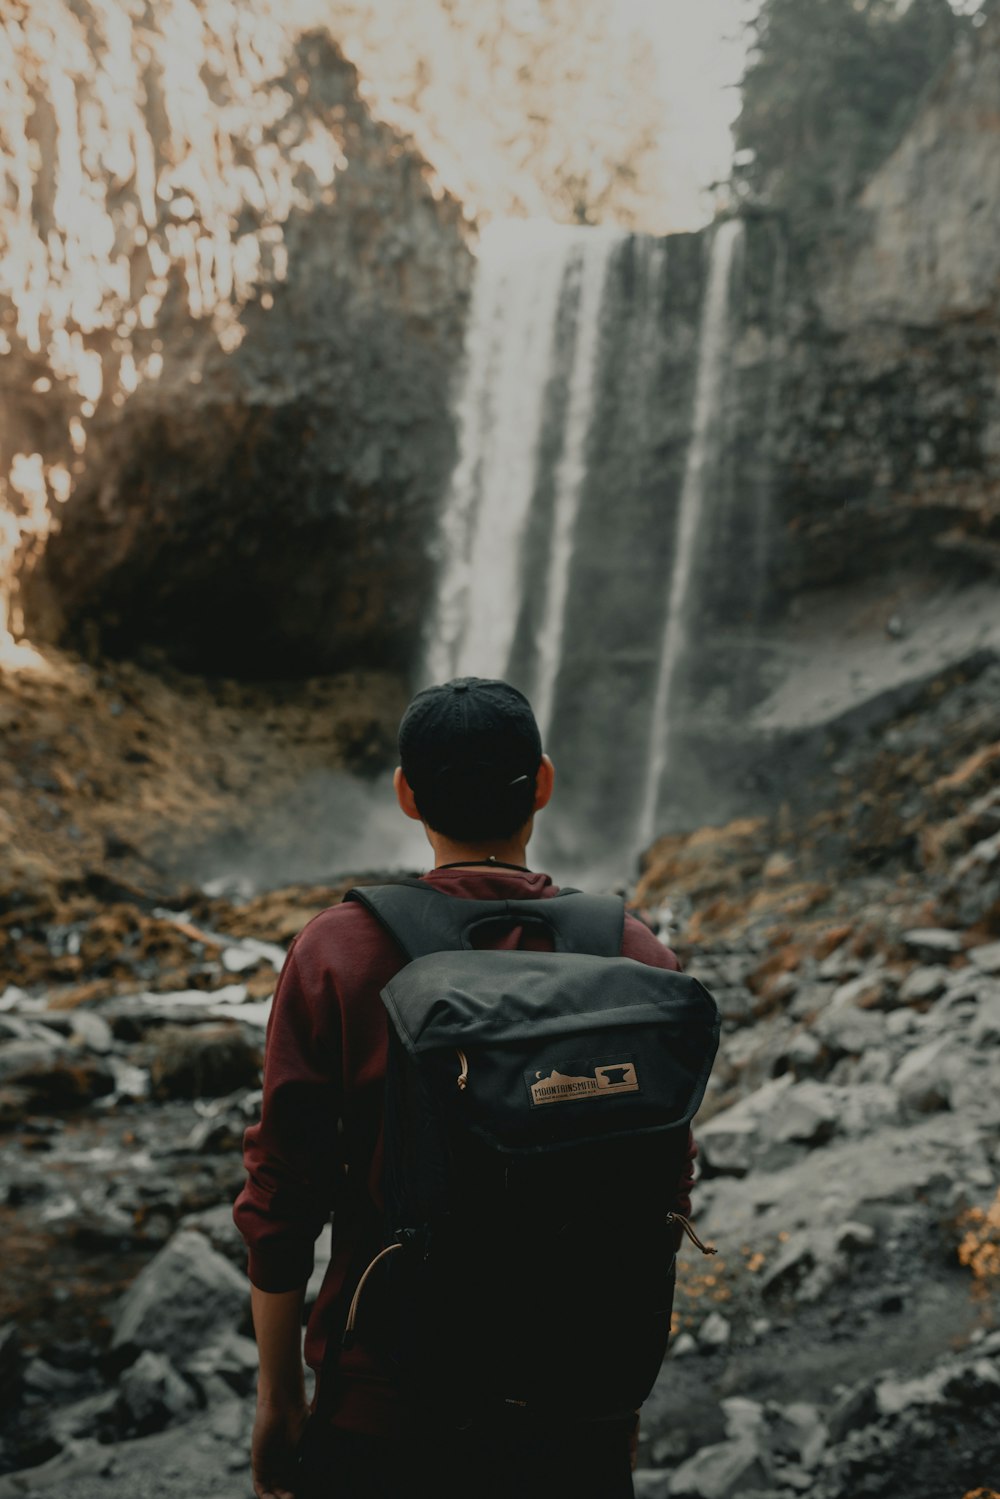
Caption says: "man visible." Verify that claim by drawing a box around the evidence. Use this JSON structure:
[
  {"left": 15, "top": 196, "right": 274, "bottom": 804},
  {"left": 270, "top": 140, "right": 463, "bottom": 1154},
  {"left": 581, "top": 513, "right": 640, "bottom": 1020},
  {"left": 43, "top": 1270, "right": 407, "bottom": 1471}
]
[{"left": 234, "top": 677, "right": 696, "bottom": 1499}]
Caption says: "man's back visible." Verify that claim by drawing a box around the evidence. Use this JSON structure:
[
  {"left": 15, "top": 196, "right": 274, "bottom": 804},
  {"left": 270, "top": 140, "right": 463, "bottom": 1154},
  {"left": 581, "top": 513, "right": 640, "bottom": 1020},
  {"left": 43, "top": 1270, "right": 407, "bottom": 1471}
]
[
  {"left": 234, "top": 863, "right": 695, "bottom": 1441},
  {"left": 238, "top": 673, "right": 708, "bottom": 1499}
]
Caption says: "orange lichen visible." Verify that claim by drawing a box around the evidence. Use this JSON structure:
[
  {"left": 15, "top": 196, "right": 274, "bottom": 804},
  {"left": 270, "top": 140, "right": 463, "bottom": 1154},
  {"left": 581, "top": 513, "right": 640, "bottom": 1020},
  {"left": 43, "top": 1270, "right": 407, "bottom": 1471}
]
[{"left": 957, "top": 1190, "right": 1000, "bottom": 1300}]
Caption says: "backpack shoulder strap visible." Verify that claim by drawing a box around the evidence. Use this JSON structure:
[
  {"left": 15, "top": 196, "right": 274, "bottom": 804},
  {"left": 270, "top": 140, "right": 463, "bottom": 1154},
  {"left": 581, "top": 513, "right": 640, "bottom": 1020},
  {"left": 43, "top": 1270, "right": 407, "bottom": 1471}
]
[{"left": 343, "top": 881, "right": 624, "bottom": 961}]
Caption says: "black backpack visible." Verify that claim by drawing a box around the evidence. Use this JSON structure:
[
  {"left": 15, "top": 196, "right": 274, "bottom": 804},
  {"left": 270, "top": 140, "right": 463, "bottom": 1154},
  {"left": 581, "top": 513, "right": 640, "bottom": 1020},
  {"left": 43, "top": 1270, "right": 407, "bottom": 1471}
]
[{"left": 335, "top": 881, "right": 720, "bottom": 1421}]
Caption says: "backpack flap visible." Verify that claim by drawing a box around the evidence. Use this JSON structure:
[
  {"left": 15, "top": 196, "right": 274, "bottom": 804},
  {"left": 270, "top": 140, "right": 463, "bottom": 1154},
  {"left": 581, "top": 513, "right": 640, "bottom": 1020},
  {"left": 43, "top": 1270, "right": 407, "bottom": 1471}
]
[{"left": 381, "top": 948, "right": 719, "bottom": 1155}]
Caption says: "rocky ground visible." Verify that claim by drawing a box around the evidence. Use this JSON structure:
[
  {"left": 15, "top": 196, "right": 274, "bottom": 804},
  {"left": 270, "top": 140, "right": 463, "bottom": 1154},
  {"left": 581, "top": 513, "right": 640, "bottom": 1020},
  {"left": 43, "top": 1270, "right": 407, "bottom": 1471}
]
[{"left": 0, "top": 650, "right": 998, "bottom": 1498}]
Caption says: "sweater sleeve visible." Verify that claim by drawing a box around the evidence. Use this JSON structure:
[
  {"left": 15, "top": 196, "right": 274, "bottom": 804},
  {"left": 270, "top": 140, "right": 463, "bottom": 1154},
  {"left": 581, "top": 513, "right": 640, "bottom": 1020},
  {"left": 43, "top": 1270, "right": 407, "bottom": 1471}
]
[{"left": 233, "top": 943, "right": 345, "bottom": 1292}]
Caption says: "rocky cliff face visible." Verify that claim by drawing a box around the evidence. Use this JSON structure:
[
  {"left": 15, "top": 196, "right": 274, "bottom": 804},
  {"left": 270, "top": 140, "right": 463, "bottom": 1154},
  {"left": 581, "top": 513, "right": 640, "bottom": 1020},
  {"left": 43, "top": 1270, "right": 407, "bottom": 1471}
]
[
  {"left": 1, "top": 2, "right": 472, "bottom": 677},
  {"left": 770, "top": 15, "right": 1000, "bottom": 605}
]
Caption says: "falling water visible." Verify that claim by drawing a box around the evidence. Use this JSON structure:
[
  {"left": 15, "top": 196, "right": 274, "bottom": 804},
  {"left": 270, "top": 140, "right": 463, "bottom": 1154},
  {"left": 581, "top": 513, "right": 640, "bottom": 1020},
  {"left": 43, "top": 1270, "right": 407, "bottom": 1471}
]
[
  {"left": 422, "top": 214, "right": 753, "bottom": 881},
  {"left": 634, "top": 219, "right": 743, "bottom": 852},
  {"left": 423, "top": 222, "right": 582, "bottom": 684},
  {"left": 531, "top": 233, "right": 619, "bottom": 740}
]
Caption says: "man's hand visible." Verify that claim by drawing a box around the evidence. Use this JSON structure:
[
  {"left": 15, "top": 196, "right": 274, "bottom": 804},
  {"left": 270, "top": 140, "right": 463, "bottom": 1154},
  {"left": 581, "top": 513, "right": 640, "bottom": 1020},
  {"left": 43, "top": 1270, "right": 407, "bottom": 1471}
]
[{"left": 252, "top": 1397, "right": 309, "bottom": 1499}]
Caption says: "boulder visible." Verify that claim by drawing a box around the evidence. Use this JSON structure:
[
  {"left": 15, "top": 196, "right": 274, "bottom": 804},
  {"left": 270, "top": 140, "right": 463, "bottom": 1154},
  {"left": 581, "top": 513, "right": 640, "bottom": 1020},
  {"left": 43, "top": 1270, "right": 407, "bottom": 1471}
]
[
  {"left": 768, "top": 1401, "right": 827, "bottom": 1470},
  {"left": 116, "top": 1351, "right": 198, "bottom": 1436},
  {"left": 699, "top": 1078, "right": 897, "bottom": 1177},
  {"left": 179, "top": 1204, "right": 247, "bottom": 1267},
  {"left": 812, "top": 1002, "right": 886, "bottom": 1058},
  {"left": 901, "top": 929, "right": 965, "bottom": 960},
  {"left": 899, "top": 965, "right": 950, "bottom": 1004},
  {"left": 668, "top": 1438, "right": 771, "bottom": 1498},
  {"left": 669, "top": 1333, "right": 698, "bottom": 1359},
  {"left": 943, "top": 828, "right": 1000, "bottom": 929},
  {"left": 111, "top": 1230, "right": 249, "bottom": 1366},
  {"left": 96, "top": 990, "right": 249, "bottom": 1042},
  {"left": 0, "top": 1038, "right": 115, "bottom": 1115},
  {"left": 829, "top": 971, "right": 891, "bottom": 1011},
  {"left": 634, "top": 1472, "right": 672, "bottom": 1499},
  {"left": 892, "top": 1037, "right": 960, "bottom": 1112},
  {"left": 972, "top": 992, "right": 1000, "bottom": 1045},
  {"left": 185, "top": 1331, "right": 259, "bottom": 1399},
  {"left": 835, "top": 1221, "right": 876, "bottom": 1254},
  {"left": 148, "top": 1024, "right": 261, "bottom": 1100},
  {"left": 969, "top": 940, "right": 1000, "bottom": 975},
  {"left": 698, "top": 1312, "right": 731, "bottom": 1351}
]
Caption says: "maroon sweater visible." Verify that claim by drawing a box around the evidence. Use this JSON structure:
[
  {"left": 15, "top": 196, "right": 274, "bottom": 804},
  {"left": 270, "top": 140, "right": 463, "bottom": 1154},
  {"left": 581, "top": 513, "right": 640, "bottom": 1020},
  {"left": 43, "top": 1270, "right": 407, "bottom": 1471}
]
[{"left": 233, "top": 866, "right": 697, "bottom": 1433}]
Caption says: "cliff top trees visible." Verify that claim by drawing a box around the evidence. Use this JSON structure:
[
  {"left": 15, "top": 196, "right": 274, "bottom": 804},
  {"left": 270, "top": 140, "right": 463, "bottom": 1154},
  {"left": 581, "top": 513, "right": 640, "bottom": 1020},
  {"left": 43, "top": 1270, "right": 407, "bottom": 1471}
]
[{"left": 733, "top": 0, "right": 971, "bottom": 236}]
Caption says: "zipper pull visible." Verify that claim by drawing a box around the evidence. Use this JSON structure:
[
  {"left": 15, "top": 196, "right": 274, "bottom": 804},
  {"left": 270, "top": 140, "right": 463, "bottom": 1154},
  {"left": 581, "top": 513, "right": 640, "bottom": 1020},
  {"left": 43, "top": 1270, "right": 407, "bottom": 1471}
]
[
  {"left": 667, "top": 1211, "right": 717, "bottom": 1256},
  {"left": 456, "top": 1048, "right": 469, "bottom": 1091}
]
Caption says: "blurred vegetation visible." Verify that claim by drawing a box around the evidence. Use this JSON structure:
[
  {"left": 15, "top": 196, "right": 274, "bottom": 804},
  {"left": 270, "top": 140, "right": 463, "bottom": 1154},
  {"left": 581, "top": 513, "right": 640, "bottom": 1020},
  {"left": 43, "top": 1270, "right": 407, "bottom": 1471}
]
[{"left": 732, "top": 0, "right": 995, "bottom": 242}]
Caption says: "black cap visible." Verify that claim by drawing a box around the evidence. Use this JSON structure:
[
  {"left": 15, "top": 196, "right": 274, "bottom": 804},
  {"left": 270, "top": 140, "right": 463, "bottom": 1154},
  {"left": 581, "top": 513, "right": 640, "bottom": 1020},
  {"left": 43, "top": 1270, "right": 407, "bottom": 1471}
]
[{"left": 399, "top": 677, "right": 542, "bottom": 839}]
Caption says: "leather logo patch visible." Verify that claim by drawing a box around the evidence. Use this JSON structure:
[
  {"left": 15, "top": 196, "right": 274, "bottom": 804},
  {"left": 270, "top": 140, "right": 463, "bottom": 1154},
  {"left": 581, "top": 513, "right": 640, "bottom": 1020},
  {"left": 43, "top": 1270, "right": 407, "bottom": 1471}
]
[{"left": 529, "top": 1059, "right": 639, "bottom": 1106}]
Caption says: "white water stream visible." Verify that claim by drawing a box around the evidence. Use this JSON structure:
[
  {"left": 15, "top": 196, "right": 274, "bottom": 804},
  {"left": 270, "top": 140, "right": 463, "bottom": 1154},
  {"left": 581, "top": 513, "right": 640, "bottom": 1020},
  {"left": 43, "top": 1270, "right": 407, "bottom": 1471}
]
[
  {"left": 422, "top": 215, "right": 745, "bottom": 875},
  {"left": 423, "top": 222, "right": 582, "bottom": 684},
  {"left": 531, "top": 231, "right": 620, "bottom": 740},
  {"left": 634, "top": 219, "right": 743, "bottom": 851}
]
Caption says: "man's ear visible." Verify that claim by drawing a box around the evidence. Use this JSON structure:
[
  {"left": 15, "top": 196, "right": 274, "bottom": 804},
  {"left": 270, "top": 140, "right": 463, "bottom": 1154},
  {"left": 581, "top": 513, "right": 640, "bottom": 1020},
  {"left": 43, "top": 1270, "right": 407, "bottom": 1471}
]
[
  {"left": 533, "top": 754, "right": 555, "bottom": 813},
  {"left": 394, "top": 766, "right": 423, "bottom": 822}
]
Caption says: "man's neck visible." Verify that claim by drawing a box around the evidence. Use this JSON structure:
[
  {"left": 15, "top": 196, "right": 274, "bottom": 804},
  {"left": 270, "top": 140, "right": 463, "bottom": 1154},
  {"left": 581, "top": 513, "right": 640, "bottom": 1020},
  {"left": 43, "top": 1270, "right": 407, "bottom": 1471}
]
[{"left": 429, "top": 833, "right": 532, "bottom": 871}]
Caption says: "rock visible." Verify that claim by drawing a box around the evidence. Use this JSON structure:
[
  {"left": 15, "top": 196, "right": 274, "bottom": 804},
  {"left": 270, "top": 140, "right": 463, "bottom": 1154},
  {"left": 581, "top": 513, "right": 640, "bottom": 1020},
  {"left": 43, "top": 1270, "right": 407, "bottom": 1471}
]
[
  {"left": 835, "top": 1221, "right": 876, "bottom": 1253},
  {"left": 698, "top": 1113, "right": 759, "bottom": 1178},
  {"left": 892, "top": 1037, "right": 959, "bottom": 1111},
  {"left": 0, "top": 1325, "right": 22, "bottom": 1406},
  {"left": 759, "top": 1234, "right": 816, "bottom": 1299},
  {"left": 700, "top": 1077, "right": 896, "bottom": 1178},
  {"left": 117, "top": 1351, "right": 198, "bottom": 1435},
  {"left": 185, "top": 1331, "right": 259, "bottom": 1399},
  {"left": 782, "top": 1030, "right": 823, "bottom": 1077},
  {"left": 111, "top": 1230, "right": 249, "bottom": 1365},
  {"left": 720, "top": 1398, "right": 765, "bottom": 1442},
  {"left": 972, "top": 991, "right": 1000, "bottom": 1044},
  {"left": 45, "top": 1389, "right": 119, "bottom": 1448},
  {"left": 148, "top": 1024, "right": 262, "bottom": 1100},
  {"left": 812, "top": 1002, "right": 886, "bottom": 1058},
  {"left": 23, "top": 1357, "right": 87, "bottom": 1398},
  {"left": 759, "top": 1230, "right": 847, "bottom": 1305},
  {"left": 179, "top": 1204, "right": 247, "bottom": 1266},
  {"left": 669, "top": 1333, "right": 698, "bottom": 1359},
  {"left": 67, "top": 1012, "right": 116, "bottom": 1054},
  {"left": 8, "top": 12, "right": 472, "bottom": 680},
  {"left": 827, "top": 1379, "right": 878, "bottom": 1443},
  {"left": 768, "top": 1401, "right": 827, "bottom": 1469},
  {"left": 885, "top": 1007, "right": 919, "bottom": 1038},
  {"left": 819, "top": 950, "right": 862, "bottom": 983},
  {"left": 829, "top": 971, "right": 890, "bottom": 1011},
  {"left": 902, "top": 929, "right": 965, "bottom": 959},
  {"left": 634, "top": 1472, "right": 671, "bottom": 1499},
  {"left": 95, "top": 988, "right": 252, "bottom": 1041},
  {"left": 944, "top": 828, "right": 1000, "bottom": 929},
  {"left": 0, "top": 1039, "right": 115, "bottom": 1115},
  {"left": 668, "top": 1438, "right": 771, "bottom": 1498},
  {"left": 899, "top": 965, "right": 951, "bottom": 1003},
  {"left": 39, "top": 1011, "right": 116, "bottom": 1054},
  {"left": 698, "top": 1312, "right": 731, "bottom": 1351},
  {"left": 969, "top": 940, "right": 1000, "bottom": 975},
  {"left": 766, "top": 1080, "right": 839, "bottom": 1148}
]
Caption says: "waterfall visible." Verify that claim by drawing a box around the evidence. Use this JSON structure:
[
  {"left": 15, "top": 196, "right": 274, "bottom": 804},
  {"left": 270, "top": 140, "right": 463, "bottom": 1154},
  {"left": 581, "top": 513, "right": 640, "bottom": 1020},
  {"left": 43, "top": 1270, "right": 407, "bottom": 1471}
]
[
  {"left": 422, "top": 214, "right": 753, "bottom": 881},
  {"left": 423, "top": 222, "right": 584, "bottom": 684},
  {"left": 634, "top": 219, "right": 743, "bottom": 852},
  {"left": 531, "top": 234, "right": 618, "bottom": 740},
  {"left": 422, "top": 221, "right": 621, "bottom": 689}
]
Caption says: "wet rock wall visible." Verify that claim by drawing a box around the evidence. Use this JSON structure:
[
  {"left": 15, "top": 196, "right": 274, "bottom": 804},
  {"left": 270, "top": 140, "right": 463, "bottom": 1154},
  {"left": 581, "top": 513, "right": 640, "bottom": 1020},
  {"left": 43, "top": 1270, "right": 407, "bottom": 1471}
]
[{"left": 1, "top": 2, "right": 472, "bottom": 677}]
